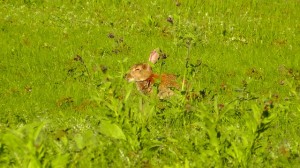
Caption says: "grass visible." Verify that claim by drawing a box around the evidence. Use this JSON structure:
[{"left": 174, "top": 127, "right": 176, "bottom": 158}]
[{"left": 0, "top": 0, "right": 300, "bottom": 167}]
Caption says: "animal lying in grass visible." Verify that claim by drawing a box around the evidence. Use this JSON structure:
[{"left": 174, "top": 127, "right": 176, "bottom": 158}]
[{"left": 125, "top": 63, "right": 180, "bottom": 99}]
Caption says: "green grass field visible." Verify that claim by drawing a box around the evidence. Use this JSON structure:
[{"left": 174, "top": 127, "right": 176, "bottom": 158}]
[{"left": 1, "top": 0, "right": 300, "bottom": 167}]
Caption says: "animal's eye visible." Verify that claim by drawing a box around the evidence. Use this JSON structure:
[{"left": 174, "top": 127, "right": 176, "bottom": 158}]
[{"left": 135, "top": 68, "right": 140, "bottom": 71}]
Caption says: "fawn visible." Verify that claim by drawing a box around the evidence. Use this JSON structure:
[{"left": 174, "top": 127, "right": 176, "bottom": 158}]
[{"left": 125, "top": 63, "right": 180, "bottom": 99}]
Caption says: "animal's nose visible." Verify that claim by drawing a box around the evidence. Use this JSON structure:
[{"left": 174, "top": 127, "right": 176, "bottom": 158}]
[{"left": 125, "top": 73, "right": 134, "bottom": 82}]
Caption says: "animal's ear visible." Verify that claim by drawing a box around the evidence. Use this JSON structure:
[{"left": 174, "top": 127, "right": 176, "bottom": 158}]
[
  {"left": 149, "top": 49, "right": 160, "bottom": 64},
  {"left": 142, "top": 63, "right": 152, "bottom": 71}
]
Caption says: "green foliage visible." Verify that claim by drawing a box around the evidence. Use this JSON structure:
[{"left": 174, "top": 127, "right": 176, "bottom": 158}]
[{"left": 0, "top": 0, "right": 300, "bottom": 167}]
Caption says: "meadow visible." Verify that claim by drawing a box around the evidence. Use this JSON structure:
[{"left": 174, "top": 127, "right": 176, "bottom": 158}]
[{"left": 0, "top": 0, "right": 300, "bottom": 167}]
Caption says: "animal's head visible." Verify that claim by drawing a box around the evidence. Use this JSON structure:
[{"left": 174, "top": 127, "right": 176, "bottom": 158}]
[{"left": 125, "top": 63, "right": 153, "bottom": 82}]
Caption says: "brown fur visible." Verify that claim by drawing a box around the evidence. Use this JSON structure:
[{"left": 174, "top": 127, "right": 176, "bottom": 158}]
[{"left": 126, "top": 63, "right": 179, "bottom": 99}]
